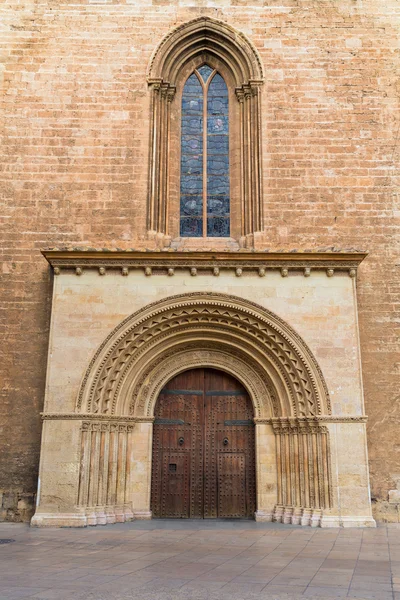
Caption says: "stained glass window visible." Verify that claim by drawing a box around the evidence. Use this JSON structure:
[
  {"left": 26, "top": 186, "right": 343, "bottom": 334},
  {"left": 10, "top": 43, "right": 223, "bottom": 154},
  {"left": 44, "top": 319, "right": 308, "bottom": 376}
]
[{"left": 180, "top": 65, "right": 230, "bottom": 238}]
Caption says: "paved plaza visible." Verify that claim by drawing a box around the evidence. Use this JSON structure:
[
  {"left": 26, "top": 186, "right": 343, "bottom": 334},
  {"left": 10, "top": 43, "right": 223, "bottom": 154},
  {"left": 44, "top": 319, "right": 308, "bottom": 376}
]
[{"left": 0, "top": 520, "right": 399, "bottom": 600}]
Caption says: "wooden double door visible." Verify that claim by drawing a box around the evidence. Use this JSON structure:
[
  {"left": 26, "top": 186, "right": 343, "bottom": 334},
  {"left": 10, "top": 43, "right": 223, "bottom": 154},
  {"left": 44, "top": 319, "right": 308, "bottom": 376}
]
[{"left": 151, "top": 368, "right": 256, "bottom": 519}]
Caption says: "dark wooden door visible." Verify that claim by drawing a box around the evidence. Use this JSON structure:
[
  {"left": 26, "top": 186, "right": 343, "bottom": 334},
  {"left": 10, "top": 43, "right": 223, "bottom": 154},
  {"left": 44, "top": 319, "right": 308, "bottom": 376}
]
[{"left": 151, "top": 368, "right": 256, "bottom": 518}]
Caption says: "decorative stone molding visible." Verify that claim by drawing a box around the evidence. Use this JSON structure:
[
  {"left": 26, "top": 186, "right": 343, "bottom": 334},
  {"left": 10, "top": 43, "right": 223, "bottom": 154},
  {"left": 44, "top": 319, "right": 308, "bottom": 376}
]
[
  {"left": 75, "top": 292, "right": 331, "bottom": 419},
  {"left": 40, "top": 413, "right": 154, "bottom": 422},
  {"left": 254, "top": 416, "right": 368, "bottom": 424},
  {"left": 272, "top": 418, "right": 333, "bottom": 513},
  {"left": 42, "top": 249, "right": 367, "bottom": 277},
  {"left": 146, "top": 17, "right": 264, "bottom": 246},
  {"left": 77, "top": 420, "right": 135, "bottom": 525},
  {"left": 127, "top": 345, "right": 279, "bottom": 419}
]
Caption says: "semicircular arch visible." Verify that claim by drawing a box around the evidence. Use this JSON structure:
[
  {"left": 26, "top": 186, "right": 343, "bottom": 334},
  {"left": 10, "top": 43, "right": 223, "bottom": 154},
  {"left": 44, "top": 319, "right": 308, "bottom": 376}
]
[{"left": 76, "top": 292, "right": 331, "bottom": 419}]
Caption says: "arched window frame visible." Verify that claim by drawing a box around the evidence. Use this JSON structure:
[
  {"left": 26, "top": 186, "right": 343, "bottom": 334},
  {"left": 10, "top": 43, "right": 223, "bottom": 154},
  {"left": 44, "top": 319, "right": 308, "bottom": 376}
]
[
  {"left": 147, "top": 17, "right": 264, "bottom": 248},
  {"left": 174, "top": 57, "right": 238, "bottom": 241}
]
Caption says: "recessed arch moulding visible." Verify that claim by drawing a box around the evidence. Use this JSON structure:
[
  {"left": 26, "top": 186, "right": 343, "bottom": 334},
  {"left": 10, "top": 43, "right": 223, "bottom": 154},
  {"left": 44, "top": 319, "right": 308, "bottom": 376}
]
[
  {"left": 147, "top": 18, "right": 264, "bottom": 248},
  {"left": 77, "top": 293, "right": 330, "bottom": 420},
  {"left": 32, "top": 287, "right": 376, "bottom": 529}
]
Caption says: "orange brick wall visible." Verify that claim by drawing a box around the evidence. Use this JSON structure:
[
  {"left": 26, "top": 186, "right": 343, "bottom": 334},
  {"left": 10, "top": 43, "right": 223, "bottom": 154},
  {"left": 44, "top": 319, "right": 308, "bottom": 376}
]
[{"left": 1, "top": 0, "right": 399, "bottom": 520}]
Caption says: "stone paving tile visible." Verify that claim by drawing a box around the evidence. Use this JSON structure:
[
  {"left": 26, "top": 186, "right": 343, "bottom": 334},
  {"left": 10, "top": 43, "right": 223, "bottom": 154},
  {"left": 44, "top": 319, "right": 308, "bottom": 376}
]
[
  {"left": 1, "top": 521, "right": 400, "bottom": 600},
  {"left": 180, "top": 580, "right": 226, "bottom": 590},
  {"left": 303, "top": 587, "right": 349, "bottom": 598},
  {"left": 347, "top": 591, "right": 393, "bottom": 600},
  {"left": 263, "top": 583, "right": 308, "bottom": 593},
  {"left": 0, "top": 590, "right": 51, "bottom": 600}
]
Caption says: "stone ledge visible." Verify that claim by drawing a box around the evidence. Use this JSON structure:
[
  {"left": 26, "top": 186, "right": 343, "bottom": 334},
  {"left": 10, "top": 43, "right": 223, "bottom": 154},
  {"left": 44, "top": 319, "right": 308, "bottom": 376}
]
[{"left": 41, "top": 248, "right": 367, "bottom": 277}]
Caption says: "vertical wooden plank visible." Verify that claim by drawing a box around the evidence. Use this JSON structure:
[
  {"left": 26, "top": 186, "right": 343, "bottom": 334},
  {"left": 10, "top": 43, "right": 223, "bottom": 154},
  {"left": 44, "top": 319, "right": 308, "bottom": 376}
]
[{"left": 151, "top": 368, "right": 255, "bottom": 519}]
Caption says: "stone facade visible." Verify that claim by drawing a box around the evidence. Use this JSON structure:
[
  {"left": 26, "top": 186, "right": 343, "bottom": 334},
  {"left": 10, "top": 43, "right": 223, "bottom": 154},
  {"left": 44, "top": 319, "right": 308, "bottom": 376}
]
[
  {"left": 1, "top": 1, "right": 399, "bottom": 522},
  {"left": 31, "top": 251, "right": 374, "bottom": 527}
]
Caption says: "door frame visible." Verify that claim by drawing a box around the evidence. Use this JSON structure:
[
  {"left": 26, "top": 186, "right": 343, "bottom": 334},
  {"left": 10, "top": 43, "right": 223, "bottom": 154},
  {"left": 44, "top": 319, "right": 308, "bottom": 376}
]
[{"left": 150, "top": 367, "right": 257, "bottom": 519}]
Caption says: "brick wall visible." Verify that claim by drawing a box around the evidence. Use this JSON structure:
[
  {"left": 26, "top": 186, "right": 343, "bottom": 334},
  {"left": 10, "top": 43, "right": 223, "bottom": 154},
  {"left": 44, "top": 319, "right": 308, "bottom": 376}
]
[{"left": 1, "top": 0, "right": 399, "bottom": 520}]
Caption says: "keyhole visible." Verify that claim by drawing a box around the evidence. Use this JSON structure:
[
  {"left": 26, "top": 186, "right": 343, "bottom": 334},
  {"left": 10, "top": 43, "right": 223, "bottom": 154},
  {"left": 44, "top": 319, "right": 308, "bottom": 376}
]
[{"left": 223, "top": 438, "right": 229, "bottom": 446}]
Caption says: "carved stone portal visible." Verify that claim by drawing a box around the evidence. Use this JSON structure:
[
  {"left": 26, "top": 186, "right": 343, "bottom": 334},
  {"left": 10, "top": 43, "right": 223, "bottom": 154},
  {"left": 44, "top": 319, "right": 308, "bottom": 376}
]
[{"left": 32, "top": 284, "right": 376, "bottom": 529}]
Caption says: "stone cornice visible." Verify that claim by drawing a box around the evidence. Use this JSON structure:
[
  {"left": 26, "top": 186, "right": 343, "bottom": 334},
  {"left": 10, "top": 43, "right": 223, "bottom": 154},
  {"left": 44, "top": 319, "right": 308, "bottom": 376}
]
[
  {"left": 41, "top": 249, "right": 367, "bottom": 277},
  {"left": 41, "top": 413, "right": 155, "bottom": 423},
  {"left": 41, "top": 413, "right": 366, "bottom": 424},
  {"left": 254, "top": 416, "right": 368, "bottom": 424}
]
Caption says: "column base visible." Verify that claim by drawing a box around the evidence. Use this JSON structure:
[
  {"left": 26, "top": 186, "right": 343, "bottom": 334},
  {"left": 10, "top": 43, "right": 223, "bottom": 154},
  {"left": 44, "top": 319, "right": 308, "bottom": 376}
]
[
  {"left": 270, "top": 505, "right": 375, "bottom": 528},
  {"left": 133, "top": 510, "right": 152, "bottom": 520},
  {"left": 254, "top": 510, "right": 273, "bottom": 522},
  {"left": 31, "top": 505, "right": 136, "bottom": 528},
  {"left": 31, "top": 512, "right": 87, "bottom": 528}
]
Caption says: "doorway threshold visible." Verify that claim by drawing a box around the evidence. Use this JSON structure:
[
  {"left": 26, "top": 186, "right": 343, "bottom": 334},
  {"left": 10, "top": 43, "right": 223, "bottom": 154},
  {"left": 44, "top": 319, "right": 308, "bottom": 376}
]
[{"left": 109, "top": 519, "right": 303, "bottom": 531}]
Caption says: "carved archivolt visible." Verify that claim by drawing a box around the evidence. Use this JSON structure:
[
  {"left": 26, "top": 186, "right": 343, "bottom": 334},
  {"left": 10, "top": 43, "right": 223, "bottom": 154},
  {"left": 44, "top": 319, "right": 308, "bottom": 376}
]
[
  {"left": 127, "top": 346, "right": 279, "bottom": 418},
  {"left": 76, "top": 292, "right": 330, "bottom": 419},
  {"left": 147, "top": 17, "right": 264, "bottom": 244}
]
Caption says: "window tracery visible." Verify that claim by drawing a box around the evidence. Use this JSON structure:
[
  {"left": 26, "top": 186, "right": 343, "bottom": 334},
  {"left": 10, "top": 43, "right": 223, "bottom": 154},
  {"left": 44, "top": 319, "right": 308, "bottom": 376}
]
[{"left": 180, "top": 65, "right": 230, "bottom": 238}]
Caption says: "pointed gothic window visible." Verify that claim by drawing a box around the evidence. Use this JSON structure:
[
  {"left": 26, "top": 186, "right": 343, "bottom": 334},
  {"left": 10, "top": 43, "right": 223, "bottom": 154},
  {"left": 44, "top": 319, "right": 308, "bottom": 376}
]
[
  {"left": 180, "top": 65, "right": 230, "bottom": 238},
  {"left": 147, "top": 18, "right": 264, "bottom": 247}
]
